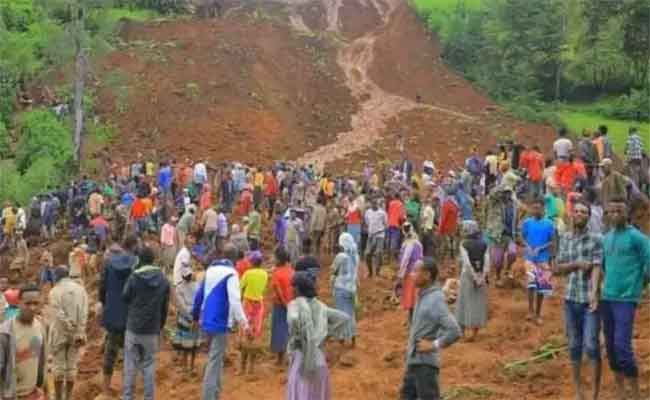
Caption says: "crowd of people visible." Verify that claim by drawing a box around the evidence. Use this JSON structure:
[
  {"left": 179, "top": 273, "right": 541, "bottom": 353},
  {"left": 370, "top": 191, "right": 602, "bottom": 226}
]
[{"left": 0, "top": 125, "right": 648, "bottom": 400}]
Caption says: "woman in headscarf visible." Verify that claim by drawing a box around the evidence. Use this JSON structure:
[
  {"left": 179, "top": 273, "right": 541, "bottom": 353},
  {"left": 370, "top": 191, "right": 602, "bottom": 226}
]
[
  {"left": 455, "top": 220, "right": 490, "bottom": 342},
  {"left": 286, "top": 271, "right": 349, "bottom": 400},
  {"left": 330, "top": 232, "right": 359, "bottom": 346},
  {"left": 396, "top": 222, "right": 423, "bottom": 322}
]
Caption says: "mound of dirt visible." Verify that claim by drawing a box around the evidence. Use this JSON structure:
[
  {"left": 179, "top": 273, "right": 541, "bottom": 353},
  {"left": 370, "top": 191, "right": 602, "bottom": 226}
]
[{"left": 92, "top": 9, "right": 357, "bottom": 166}]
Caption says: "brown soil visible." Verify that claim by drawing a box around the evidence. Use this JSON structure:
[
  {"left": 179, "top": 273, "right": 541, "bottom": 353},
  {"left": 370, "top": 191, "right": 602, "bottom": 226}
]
[
  {"left": 92, "top": 6, "right": 357, "bottom": 166},
  {"left": 20, "top": 0, "right": 646, "bottom": 399}
]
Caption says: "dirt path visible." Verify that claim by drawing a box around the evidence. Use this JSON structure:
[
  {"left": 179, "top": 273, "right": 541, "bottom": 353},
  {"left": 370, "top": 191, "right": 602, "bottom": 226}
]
[{"left": 290, "top": 0, "right": 476, "bottom": 167}]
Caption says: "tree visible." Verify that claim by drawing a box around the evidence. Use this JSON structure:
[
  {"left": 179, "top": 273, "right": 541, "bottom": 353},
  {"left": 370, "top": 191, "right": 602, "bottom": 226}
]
[
  {"left": 15, "top": 109, "right": 73, "bottom": 173},
  {"left": 38, "top": 0, "right": 113, "bottom": 166}
]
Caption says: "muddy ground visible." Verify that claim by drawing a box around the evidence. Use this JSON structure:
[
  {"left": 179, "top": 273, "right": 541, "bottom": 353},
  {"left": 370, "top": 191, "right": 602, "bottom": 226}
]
[{"left": 19, "top": 0, "right": 650, "bottom": 398}]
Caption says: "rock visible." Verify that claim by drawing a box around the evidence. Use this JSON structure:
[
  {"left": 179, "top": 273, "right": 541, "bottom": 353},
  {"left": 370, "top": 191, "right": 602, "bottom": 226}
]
[{"left": 338, "top": 354, "right": 358, "bottom": 368}]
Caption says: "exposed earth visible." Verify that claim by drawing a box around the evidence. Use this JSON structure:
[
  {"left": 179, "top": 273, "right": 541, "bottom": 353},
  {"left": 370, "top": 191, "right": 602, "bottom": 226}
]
[{"left": 21, "top": 0, "right": 650, "bottom": 399}]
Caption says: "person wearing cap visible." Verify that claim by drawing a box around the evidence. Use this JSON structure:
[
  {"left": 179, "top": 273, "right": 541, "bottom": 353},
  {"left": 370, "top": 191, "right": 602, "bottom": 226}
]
[
  {"left": 193, "top": 243, "right": 249, "bottom": 400},
  {"left": 0, "top": 284, "right": 49, "bottom": 400},
  {"left": 48, "top": 266, "right": 88, "bottom": 400},
  {"left": 238, "top": 251, "right": 268, "bottom": 375},
  {"left": 172, "top": 265, "right": 201, "bottom": 372}
]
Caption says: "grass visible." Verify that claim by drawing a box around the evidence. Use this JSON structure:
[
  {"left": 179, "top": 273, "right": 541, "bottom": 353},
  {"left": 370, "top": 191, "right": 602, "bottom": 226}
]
[
  {"left": 443, "top": 385, "right": 494, "bottom": 400},
  {"left": 557, "top": 109, "right": 649, "bottom": 154},
  {"left": 103, "top": 8, "right": 159, "bottom": 24}
]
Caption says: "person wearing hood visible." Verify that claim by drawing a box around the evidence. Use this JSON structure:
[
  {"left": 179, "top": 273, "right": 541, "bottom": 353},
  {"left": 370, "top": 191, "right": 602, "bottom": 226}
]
[
  {"left": 286, "top": 271, "right": 350, "bottom": 400},
  {"left": 48, "top": 266, "right": 88, "bottom": 400},
  {"left": 193, "top": 243, "right": 249, "bottom": 400},
  {"left": 400, "top": 257, "right": 460, "bottom": 400},
  {"left": 98, "top": 235, "right": 139, "bottom": 396},
  {"left": 121, "top": 246, "right": 170, "bottom": 400},
  {"left": 330, "top": 232, "right": 359, "bottom": 347}
]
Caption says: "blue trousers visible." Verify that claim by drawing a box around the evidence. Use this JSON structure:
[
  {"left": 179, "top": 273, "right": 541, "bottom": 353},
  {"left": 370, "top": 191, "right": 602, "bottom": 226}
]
[
  {"left": 601, "top": 300, "right": 638, "bottom": 377},
  {"left": 564, "top": 300, "right": 601, "bottom": 362}
]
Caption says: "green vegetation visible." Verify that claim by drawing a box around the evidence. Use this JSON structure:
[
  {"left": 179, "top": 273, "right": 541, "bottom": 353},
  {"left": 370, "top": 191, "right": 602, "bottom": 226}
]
[
  {"left": 15, "top": 109, "right": 73, "bottom": 173},
  {"left": 0, "top": 0, "right": 163, "bottom": 203},
  {"left": 557, "top": 108, "right": 650, "bottom": 154},
  {"left": 409, "top": 0, "right": 650, "bottom": 135}
]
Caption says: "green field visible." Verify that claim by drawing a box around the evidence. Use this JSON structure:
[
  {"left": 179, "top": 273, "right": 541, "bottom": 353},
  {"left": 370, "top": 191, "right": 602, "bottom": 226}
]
[{"left": 557, "top": 110, "right": 649, "bottom": 154}]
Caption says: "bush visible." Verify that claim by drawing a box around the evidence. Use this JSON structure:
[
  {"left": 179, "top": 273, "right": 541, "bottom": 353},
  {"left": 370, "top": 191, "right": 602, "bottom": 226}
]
[
  {"left": 0, "top": 120, "right": 9, "bottom": 158},
  {"left": 0, "top": 157, "right": 64, "bottom": 204},
  {"left": 15, "top": 108, "right": 73, "bottom": 173},
  {"left": 0, "top": 0, "right": 40, "bottom": 32},
  {"left": 596, "top": 89, "right": 650, "bottom": 122}
]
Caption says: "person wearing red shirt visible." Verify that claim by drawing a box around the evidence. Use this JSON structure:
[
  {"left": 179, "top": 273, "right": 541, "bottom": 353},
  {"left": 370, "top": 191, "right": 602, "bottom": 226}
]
[
  {"left": 387, "top": 193, "right": 406, "bottom": 261},
  {"left": 270, "top": 247, "right": 294, "bottom": 365},
  {"left": 439, "top": 194, "right": 460, "bottom": 260},
  {"left": 264, "top": 171, "right": 279, "bottom": 219}
]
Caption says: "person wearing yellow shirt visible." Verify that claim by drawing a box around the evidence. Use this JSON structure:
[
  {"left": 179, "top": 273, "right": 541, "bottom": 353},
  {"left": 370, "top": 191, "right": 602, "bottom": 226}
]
[{"left": 239, "top": 254, "right": 268, "bottom": 375}]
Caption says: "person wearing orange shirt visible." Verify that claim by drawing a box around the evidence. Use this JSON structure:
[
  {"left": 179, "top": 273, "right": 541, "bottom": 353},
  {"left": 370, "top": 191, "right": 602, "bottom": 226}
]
[
  {"left": 387, "top": 192, "right": 406, "bottom": 261},
  {"left": 130, "top": 196, "right": 147, "bottom": 237},
  {"left": 264, "top": 171, "right": 278, "bottom": 219}
]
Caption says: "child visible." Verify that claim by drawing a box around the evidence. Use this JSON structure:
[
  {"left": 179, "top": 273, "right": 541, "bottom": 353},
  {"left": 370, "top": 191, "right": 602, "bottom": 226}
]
[
  {"left": 521, "top": 197, "right": 556, "bottom": 325},
  {"left": 239, "top": 252, "right": 268, "bottom": 375},
  {"left": 173, "top": 266, "right": 201, "bottom": 372}
]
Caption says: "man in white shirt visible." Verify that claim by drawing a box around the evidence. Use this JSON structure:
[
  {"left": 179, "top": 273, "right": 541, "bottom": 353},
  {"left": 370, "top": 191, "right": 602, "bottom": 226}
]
[
  {"left": 420, "top": 197, "right": 436, "bottom": 257},
  {"left": 364, "top": 198, "right": 388, "bottom": 278},
  {"left": 553, "top": 127, "right": 573, "bottom": 161}
]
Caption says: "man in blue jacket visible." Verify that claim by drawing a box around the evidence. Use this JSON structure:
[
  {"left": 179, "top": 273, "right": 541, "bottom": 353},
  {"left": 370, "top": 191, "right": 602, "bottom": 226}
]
[
  {"left": 193, "top": 243, "right": 248, "bottom": 400},
  {"left": 98, "top": 235, "right": 139, "bottom": 396}
]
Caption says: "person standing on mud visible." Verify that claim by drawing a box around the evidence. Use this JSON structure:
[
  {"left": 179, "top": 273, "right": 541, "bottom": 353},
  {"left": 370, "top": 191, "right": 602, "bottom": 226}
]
[
  {"left": 521, "top": 197, "right": 556, "bottom": 326},
  {"left": 121, "top": 246, "right": 170, "bottom": 400},
  {"left": 98, "top": 235, "right": 139, "bottom": 396},
  {"left": 48, "top": 266, "right": 89, "bottom": 400},
  {"left": 0, "top": 284, "right": 49, "bottom": 400},
  {"left": 400, "top": 257, "right": 460, "bottom": 400},
  {"left": 553, "top": 200, "right": 603, "bottom": 400},
  {"left": 599, "top": 199, "right": 650, "bottom": 400},
  {"left": 192, "top": 244, "right": 249, "bottom": 400}
]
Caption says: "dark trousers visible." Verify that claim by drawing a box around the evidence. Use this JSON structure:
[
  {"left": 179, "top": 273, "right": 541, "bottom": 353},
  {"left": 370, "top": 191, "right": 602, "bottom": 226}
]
[
  {"left": 601, "top": 300, "right": 638, "bottom": 377},
  {"left": 103, "top": 330, "right": 125, "bottom": 376},
  {"left": 400, "top": 365, "right": 440, "bottom": 400}
]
